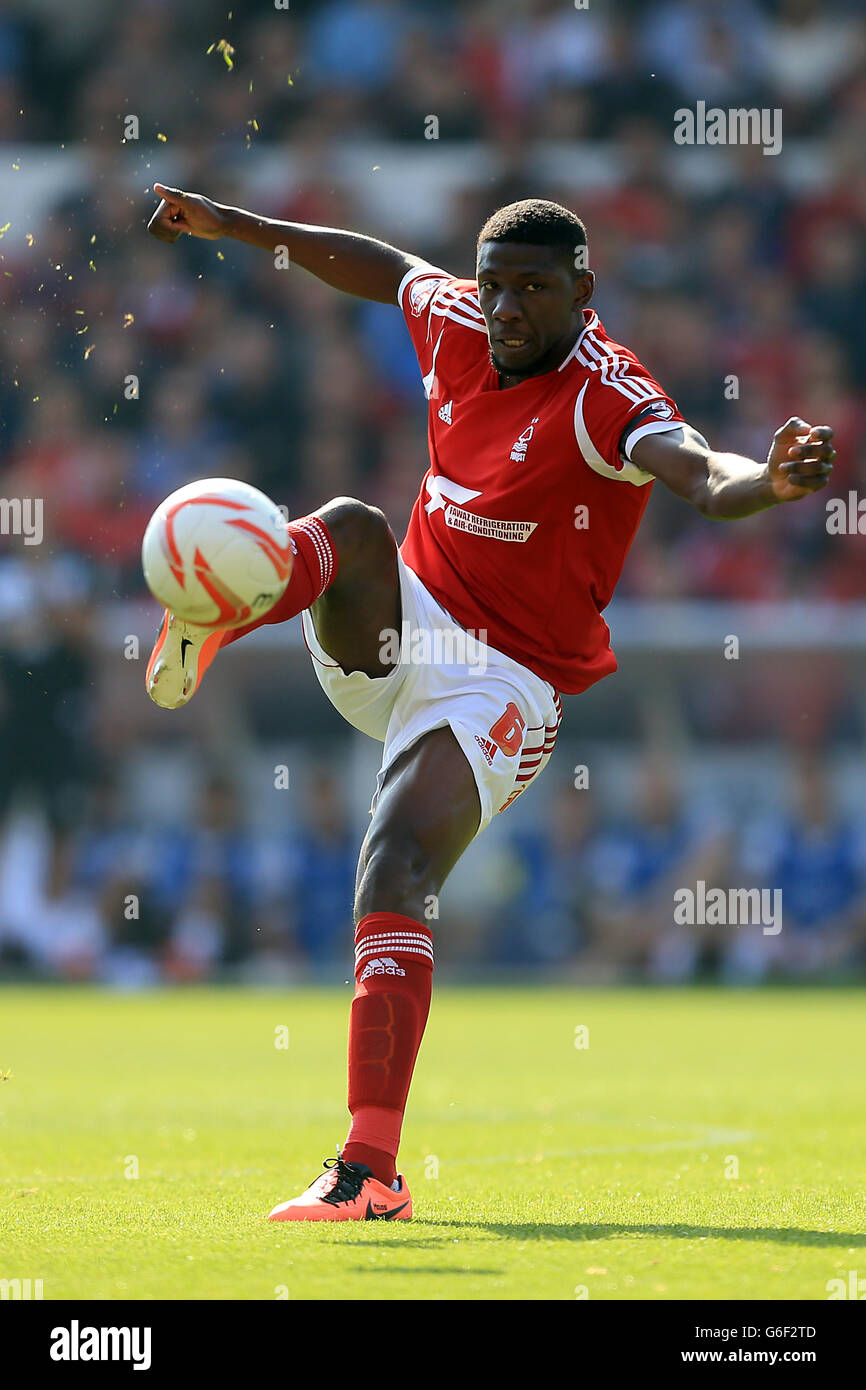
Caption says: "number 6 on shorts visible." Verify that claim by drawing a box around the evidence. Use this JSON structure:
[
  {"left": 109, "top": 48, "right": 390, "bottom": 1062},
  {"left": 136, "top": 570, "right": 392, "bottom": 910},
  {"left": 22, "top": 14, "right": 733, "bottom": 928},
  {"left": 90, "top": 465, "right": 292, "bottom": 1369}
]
[{"left": 488, "top": 702, "right": 526, "bottom": 757}]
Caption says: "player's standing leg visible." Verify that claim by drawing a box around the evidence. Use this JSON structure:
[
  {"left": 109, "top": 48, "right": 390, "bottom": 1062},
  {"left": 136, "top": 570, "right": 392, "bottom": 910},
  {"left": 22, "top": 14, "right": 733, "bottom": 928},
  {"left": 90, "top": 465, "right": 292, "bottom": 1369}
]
[
  {"left": 268, "top": 723, "right": 481, "bottom": 1220},
  {"left": 343, "top": 723, "right": 481, "bottom": 1163},
  {"left": 260, "top": 502, "right": 484, "bottom": 1220}
]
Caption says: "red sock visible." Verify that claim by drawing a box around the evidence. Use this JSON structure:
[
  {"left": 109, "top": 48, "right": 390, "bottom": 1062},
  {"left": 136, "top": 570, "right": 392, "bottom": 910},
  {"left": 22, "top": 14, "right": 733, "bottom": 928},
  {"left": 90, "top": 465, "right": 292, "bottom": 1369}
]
[
  {"left": 342, "top": 913, "right": 434, "bottom": 1187},
  {"left": 219, "top": 514, "right": 337, "bottom": 648}
]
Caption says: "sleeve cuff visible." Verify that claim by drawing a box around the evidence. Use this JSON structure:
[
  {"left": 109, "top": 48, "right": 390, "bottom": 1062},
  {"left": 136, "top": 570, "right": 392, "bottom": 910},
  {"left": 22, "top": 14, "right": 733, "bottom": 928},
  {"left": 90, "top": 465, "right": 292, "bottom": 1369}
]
[{"left": 622, "top": 418, "right": 684, "bottom": 461}]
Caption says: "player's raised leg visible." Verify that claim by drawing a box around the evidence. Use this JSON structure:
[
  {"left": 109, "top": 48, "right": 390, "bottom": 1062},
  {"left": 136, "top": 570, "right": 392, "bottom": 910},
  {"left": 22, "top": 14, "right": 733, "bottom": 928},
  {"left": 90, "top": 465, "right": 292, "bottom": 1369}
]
[
  {"left": 145, "top": 497, "right": 400, "bottom": 707},
  {"left": 268, "top": 724, "right": 482, "bottom": 1221}
]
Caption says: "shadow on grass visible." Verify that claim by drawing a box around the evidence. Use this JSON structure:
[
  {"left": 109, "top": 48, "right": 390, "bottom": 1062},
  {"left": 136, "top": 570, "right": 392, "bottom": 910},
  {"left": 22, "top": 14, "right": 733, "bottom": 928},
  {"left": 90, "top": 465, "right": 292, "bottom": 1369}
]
[
  {"left": 347, "top": 1266, "right": 504, "bottom": 1276},
  {"left": 348, "top": 1238, "right": 449, "bottom": 1248},
  {"left": 416, "top": 1221, "right": 866, "bottom": 1247}
]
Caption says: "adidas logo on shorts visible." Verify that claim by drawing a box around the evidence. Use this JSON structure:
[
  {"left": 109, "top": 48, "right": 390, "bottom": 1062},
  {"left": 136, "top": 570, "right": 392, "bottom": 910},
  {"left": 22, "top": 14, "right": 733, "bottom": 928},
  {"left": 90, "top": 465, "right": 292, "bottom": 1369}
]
[
  {"left": 360, "top": 956, "right": 407, "bottom": 982},
  {"left": 474, "top": 734, "right": 498, "bottom": 766}
]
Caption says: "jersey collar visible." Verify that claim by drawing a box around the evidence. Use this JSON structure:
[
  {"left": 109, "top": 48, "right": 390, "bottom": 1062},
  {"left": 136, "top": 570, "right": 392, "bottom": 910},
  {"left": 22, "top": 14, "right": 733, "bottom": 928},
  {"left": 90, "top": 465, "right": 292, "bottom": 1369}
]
[{"left": 556, "top": 309, "right": 599, "bottom": 372}]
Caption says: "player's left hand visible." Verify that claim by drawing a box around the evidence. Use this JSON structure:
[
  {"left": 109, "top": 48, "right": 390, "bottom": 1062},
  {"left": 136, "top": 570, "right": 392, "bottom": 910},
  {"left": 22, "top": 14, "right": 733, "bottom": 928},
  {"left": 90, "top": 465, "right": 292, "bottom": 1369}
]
[{"left": 767, "top": 418, "right": 835, "bottom": 502}]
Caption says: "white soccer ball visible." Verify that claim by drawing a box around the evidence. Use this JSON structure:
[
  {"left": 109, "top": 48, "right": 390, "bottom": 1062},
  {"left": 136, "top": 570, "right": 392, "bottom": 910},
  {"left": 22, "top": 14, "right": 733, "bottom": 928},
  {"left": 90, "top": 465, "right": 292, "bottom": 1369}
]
[{"left": 141, "top": 478, "right": 292, "bottom": 628}]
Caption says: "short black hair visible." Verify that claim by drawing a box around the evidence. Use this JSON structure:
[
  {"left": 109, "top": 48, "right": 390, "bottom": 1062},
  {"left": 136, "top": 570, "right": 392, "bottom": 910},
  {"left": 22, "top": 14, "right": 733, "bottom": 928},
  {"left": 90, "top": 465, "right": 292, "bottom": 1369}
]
[{"left": 476, "top": 199, "right": 588, "bottom": 275}]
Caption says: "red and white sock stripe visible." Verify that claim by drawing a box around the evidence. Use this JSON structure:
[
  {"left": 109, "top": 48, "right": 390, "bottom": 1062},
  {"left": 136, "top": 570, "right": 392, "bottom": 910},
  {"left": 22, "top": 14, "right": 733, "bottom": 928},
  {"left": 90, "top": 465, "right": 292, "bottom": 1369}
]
[
  {"left": 354, "top": 914, "right": 434, "bottom": 974},
  {"left": 292, "top": 516, "right": 336, "bottom": 600}
]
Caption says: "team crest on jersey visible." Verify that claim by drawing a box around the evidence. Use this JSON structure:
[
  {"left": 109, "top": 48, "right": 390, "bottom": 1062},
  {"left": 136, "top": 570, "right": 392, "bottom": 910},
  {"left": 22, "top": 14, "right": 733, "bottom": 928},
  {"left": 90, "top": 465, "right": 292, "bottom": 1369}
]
[
  {"left": 510, "top": 417, "right": 539, "bottom": 463},
  {"left": 643, "top": 399, "right": 674, "bottom": 420},
  {"left": 409, "top": 276, "right": 442, "bottom": 316}
]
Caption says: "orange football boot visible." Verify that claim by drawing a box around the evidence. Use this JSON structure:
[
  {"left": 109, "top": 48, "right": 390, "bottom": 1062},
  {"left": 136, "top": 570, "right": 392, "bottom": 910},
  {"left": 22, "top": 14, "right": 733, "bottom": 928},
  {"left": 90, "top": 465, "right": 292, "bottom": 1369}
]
[
  {"left": 267, "top": 1155, "right": 413, "bottom": 1222},
  {"left": 145, "top": 610, "right": 225, "bottom": 709}
]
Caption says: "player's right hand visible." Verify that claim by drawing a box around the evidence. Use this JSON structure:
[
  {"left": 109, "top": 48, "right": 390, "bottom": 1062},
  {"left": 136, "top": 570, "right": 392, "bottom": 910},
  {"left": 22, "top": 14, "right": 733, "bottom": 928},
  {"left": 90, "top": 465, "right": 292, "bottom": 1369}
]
[{"left": 147, "top": 183, "right": 228, "bottom": 242}]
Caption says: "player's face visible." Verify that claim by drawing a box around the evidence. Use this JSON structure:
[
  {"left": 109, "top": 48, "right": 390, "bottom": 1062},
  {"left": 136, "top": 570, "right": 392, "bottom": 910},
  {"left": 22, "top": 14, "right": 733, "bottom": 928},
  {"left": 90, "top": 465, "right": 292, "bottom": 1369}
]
[{"left": 477, "top": 242, "right": 593, "bottom": 379}]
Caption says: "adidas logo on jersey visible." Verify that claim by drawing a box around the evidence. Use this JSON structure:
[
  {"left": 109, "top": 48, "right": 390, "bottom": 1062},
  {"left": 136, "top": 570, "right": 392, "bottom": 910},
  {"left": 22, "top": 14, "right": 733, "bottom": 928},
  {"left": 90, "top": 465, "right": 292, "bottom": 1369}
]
[
  {"left": 438, "top": 400, "right": 453, "bottom": 424},
  {"left": 359, "top": 956, "right": 407, "bottom": 982},
  {"left": 510, "top": 417, "right": 539, "bottom": 463}
]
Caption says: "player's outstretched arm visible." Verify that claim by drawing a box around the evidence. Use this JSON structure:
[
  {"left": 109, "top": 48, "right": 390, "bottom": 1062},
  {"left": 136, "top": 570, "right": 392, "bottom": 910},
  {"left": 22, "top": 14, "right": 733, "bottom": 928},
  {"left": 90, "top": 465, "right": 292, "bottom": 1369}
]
[
  {"left": 631, "top": 417, "right": 835, "bottom": 519},
  {"left": 147, "top": 183, "right": 427, "bottom": 304}
]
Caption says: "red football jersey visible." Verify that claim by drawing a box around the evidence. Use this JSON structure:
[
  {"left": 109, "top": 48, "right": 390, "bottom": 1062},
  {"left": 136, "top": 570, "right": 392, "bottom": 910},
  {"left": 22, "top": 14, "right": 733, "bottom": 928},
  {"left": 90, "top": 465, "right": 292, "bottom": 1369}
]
[{"left": 397, "top": 264, "right": 685, "bottom": 695}]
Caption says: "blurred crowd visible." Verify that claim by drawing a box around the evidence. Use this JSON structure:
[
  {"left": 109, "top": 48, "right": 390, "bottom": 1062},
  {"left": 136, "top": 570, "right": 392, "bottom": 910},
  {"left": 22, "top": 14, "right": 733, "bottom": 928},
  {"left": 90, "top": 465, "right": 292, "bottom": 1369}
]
[
  {"left": 0, "top": 0, "right": 864, "bottom": 602},
  {"left": 1, "top": 730, "right": 864, "bottom": 984},
  {"left": 1, "top": 0, "right": 866, "bottom": 980},
  {"left": 486, "top": 757, "right": 866, "bottom": 983},
  {"left": 3, "top": 0, "right": 865, "bottom": 146},
  {"left": 2, "top": 540, "right": 864, "bottom": 983}
]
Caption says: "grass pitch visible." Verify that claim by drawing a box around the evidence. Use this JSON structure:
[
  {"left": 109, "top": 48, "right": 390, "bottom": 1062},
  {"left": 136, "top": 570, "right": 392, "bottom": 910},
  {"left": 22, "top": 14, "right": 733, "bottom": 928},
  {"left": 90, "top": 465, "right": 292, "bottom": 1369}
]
[{"left": 0, "top": 986, "right": 863, "bottom": 1301}]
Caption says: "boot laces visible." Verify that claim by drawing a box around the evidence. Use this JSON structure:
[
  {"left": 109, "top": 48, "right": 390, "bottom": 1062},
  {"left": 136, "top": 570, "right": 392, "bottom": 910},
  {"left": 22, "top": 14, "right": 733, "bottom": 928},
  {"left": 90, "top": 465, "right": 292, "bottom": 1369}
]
[{"left": 319, "top": 1156, "right": 368, "bottom": 1206}]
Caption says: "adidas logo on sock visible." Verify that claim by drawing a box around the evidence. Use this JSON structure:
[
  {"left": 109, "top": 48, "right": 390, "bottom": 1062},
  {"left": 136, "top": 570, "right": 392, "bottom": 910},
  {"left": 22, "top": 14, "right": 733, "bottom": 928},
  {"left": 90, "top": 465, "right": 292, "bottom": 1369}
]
[{"left": 360, "top": 956, "right": 407, "bottom": 982}]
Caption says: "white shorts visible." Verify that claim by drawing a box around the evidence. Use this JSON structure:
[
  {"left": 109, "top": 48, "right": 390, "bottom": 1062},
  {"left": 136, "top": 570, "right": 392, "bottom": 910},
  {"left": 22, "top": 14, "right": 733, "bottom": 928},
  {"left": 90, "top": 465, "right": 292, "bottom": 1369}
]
[{"left": 301, "top": 555, "right": 563, "bottom": 836}]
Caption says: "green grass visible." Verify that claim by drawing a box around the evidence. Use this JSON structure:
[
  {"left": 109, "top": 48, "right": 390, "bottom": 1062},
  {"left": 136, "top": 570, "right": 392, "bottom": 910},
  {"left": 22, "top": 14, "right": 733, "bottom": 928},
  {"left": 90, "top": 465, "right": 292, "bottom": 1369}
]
[{"left": 0, "top": 986, "right": 863, "bottom": 1301}]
